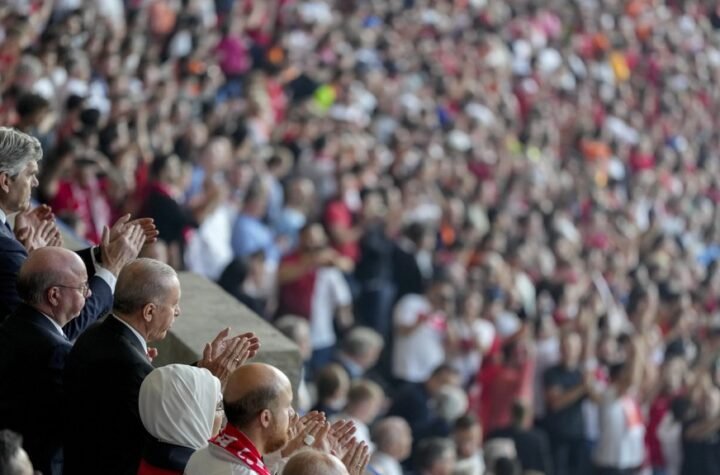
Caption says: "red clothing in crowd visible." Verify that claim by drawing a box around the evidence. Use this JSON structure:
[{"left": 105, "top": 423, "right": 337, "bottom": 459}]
[
  {"left": 277, "top": 252, "right": 316, "bottom": 319},
  {"left": 50, "top": 178, "right": 111, "bottom": 244},
  {"left": 323, "top": 199, "right": 359, "bottom": 262}
]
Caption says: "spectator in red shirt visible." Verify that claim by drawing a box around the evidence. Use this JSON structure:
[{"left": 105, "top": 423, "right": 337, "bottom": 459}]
[{"left": 324, "top": 170, "right": 363, "bottom": 266}]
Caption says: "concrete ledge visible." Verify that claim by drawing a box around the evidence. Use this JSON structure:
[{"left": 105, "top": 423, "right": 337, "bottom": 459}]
[{"left": 152, "top": 272, "right": 302, "bottom": 396}]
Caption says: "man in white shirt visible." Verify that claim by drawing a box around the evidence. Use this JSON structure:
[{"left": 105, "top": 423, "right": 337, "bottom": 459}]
[
  {"left": 592, "top": 339, "right": 646, "bottom": 475},
  {"left": 392, "top": 278, "right": 455, "bottom": 383},
  {"left": 185, "top": 363, "right": 299, "bottom": 475}
]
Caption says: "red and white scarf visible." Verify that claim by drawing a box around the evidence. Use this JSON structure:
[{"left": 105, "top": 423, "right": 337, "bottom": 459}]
[{"left": 209, "top": 424, "right": 271, "bottom": 475}]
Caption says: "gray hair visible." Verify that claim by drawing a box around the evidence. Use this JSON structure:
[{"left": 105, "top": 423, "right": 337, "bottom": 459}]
[
  {"left": 113, "top": 258, "right": 178, "bottom": 315},
  {"left": 340, "top": 326, "right": 384, "bottom": 357},
  {"left": 372, "top": 417, "right": 409, "bottom": 452},
  {"left": 275, "top": 315, "right": 310, "bottom": 343},
  {"left": 0, "top": 127, "right": 42, "bottom": 177}
]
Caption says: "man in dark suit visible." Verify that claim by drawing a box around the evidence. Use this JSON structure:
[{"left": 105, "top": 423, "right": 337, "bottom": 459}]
[
  {"left": 0, "top": 247, "right": 96, "bottom": 475},
  {"left": 63, "top": 258, "right": 261, "bottom": 475},
  {"left": 0, "top": 127, "right": 157, "bottom": 329}
]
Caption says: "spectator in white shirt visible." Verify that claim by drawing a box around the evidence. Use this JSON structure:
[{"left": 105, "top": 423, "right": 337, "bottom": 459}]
[
  {"left": 369, "top": 417, "right": 413, "bottom": 475},
  {"left": 393, "top": 278, "right": 456, "bottom": 384}
]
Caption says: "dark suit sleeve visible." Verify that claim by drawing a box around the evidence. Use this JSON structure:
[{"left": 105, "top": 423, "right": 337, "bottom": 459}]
[
  {"left": 0, "top": 238, "right": 28, "bottom": 323},
  {"left": 75, "top": 247, "right": 97, "bottom": 278},
  {"left": 62, "top": 276, "right": 113, "bottom": 341}
]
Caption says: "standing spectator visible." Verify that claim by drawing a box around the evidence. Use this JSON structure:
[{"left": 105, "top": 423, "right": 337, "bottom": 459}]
[
  {"left": 0, "top": 248, "right": 92, "bottom": 475},
  {"left": 370, "top": 417, "right": 413, "bottom": 475},
  {"left": 592, "top": 339, "right": 646, "bottom": 475},
  {"left": 392, "top": 277, "right": 455, "bottom": 384},
  {"left": 273, "top": 177, "right": 314, "bottom": 255},
  {"left": 542, "top": 330, "right": 590, "bottom": 475},
  {"left": 389, "top": 364, "right": 462, "bottom": 446},
  {"left": 452, "top": 415, "right": 485, "bottom": 475},
  {"left": 277, "top": 223, "right": 353, "bottom": 372},
  {"left": 63, "top": 258, "right": 258, "bottom": 475},
  {"left": 487, "top": 402, "right": 553, "bottom": 475},
  {"left": 137, "top": 365, "right": 223, "bottom": 475},
  {"left": 323, "top": 170, "right": 362, "bottom": 266},
  {"left": 446, "top": 291, "right": 496, "bottom": 385},
  {"left": 391, "top": 223, "right": 434, "bottom": 301}
]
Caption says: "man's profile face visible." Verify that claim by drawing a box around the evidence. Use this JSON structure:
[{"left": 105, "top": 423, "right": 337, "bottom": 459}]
[
  {"left": 266, "top": 380, "right": 294, "bottom": 453},
  {"left": 147, "top": 279, "right": 181, "bottom": 342},
  {"left": 2, "top": 161, "right": 39, "bottom": 213}
]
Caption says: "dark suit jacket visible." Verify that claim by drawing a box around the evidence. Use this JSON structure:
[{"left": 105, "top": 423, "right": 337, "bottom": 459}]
[
  {"left": 0, "top": 222, "right": 113, "bottom": 337},
  {"left": 391, "top": 244, "right": 425, "bottom": 301},
  {"left": 0, "top": 304, "right": 72, "bottom": 475},
  {"left": 63, "top": 316, "right": 154, "bottom": 475}
]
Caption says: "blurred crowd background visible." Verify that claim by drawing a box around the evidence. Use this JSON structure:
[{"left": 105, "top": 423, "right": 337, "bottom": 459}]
[{"left": 3, "top": 0, "right": 720, "bottom": 474}]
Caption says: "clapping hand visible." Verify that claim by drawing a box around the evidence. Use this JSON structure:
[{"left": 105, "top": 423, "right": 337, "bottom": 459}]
[
  {"left": 198, "top": 329, "right": 261, "bottom": 387},
  {"left": 14, "top": 205, "right": 63, "bottom": 251},
  {"left": 109, "top": 214, "right": 159, "bottom": 245},
  {"left": 100, "top": 222, "right": 146, "bottom": 276},
  {"left": 341, "top": 439, "right": 370, "bottom": 475}
]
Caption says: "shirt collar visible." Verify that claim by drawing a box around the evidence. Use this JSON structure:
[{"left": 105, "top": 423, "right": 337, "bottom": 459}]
[
  {"left": 40, "top": 312, "right": 66, "bottom": 338},
  {"left": 113, "top": 315, "right": 148, "bottom": 354},
  {"left": 0, "top": 208, "right": 6, "bottom": 225}
]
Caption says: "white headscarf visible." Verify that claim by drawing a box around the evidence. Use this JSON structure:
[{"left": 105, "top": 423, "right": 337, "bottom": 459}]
[{"left": 139, "top": 365, "right": 222, "bottom": 449}]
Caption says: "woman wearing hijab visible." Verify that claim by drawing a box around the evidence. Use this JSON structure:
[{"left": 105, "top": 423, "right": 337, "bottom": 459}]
[{"left": 137, "top": 364, "right": 223, "bottom": 475}]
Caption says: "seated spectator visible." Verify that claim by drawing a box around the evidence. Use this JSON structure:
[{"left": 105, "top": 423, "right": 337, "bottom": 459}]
[
  {"left": 389, "top": 364, "right": 462, "bottom": 449},
  {"left": 64, "top": 258, "right": 259, "bottom": 475},
  {"left": 393, "top": 278, "right": 456, "bottom": 384},
  {"left": 0, "top": 430, "right": 34, "bottom": 475},
  {"left": 137, "top": 365, "right": 223, "bottom": 475},
  {"left": 334, "top": 326, "right": 384, "bottom": 380},
  {"left": 486, "top": 402, "right": 552, "bottom": 475},
  {"left": 312, "top": 364, "right": 351, "bottom": 419},
  {"left": 452, "top": 415, "right": 485, "bottom": 475},
  {"left": 369, "top": 417, "right": 413, "bottom": 475},
  {"left": 413, "top": 438, "right": 457, "bottom": 475},
  {"left": 331, "top": 379, "right": 385, "bottom": 448},
  {"left": 0, "top": 247, "right": 95, "bottom": 475}
]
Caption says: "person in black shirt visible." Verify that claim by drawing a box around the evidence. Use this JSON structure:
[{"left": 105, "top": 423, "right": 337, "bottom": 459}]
[
  {"left": 487, "top": 402, "right": 553, "bottom": 475},
  {"left": 542, "top": 330, "right": 591, "bottom": 475}
]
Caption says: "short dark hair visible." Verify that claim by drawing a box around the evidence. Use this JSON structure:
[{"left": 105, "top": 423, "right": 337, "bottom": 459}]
[
  {"left": 16, "top": 93, "right": 49, "bottom": 119},
  {"left": 414, "top": 438, "right": 454, "bottom": 471},
  {"left": 315, "top": 364, "right": 348, "bottom": 401},
  {"left": 0, "top": 430, "right": 25, "bottom": 475},
  {"left": 224, "top": 385, "right": 281, "bottom": 429},
  {"left": 454, "top": 414, "right": 479, "bottom": 432},
  {"left": 494, "top": 456, "right": 521, "bottom": 475}
]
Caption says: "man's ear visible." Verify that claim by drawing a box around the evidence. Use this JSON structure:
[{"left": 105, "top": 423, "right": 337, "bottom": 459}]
[
  {"left": 0, "top": 172, "right": 11, "bottom": 194},
  {"left": 142, "top": 303, "right": 156, "bottom": 323},
  {"left": 46, "top": 286, "right": 60, "bottom": 307},
  {"left": 259, "top": 409, "right": 272, "bottom": 429}
]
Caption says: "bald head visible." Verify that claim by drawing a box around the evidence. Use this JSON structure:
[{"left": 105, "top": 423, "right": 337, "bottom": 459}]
[
  {"left": 223, "top": 363, "right": 292, "bottom": 430},
  {"left": 113, "top": 258, "right": 178, "bottom": 316},
  {"left": 18, "top": 247, "right": 85, "bottom": 304},
  {"left": 282, "top": 450, "right": 348, "bottom": 475}
]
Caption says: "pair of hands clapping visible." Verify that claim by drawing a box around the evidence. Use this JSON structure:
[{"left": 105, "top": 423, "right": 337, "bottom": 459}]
[{"left": 283, "top": 412, "right": 370, "bottom": 475}]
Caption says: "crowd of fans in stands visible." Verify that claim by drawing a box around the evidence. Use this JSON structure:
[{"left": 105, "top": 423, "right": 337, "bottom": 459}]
[{"left": 3, "top": 0, "right": 720, "bottom": 474}]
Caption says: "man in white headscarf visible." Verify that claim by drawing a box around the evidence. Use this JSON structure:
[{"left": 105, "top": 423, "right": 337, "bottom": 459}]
[{"left": 137, "top": 364, "right": 223, "bottom": 474}]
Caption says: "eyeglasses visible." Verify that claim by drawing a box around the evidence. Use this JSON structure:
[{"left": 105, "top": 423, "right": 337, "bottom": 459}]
[{"left": 53, "top": 282, "right": 91, "bottom": 298}]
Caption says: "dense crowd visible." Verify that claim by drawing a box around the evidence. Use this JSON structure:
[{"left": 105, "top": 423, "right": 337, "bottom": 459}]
[{"left": 2, "top": 0, "right": 720, "bottom": 474}]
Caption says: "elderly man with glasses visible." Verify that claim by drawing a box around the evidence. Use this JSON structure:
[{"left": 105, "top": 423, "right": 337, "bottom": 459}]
[{"left": 0, "top": 246, "right": 99, "bottom": 475}]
